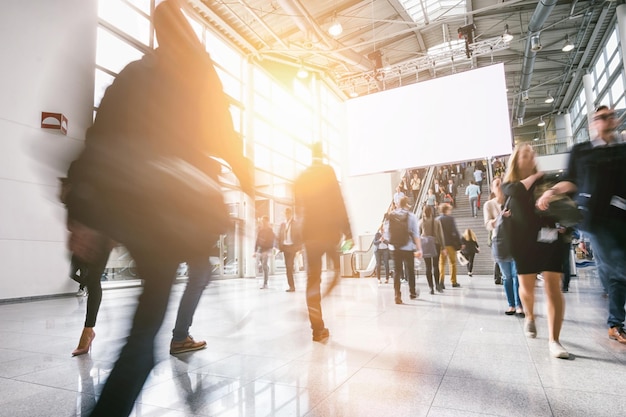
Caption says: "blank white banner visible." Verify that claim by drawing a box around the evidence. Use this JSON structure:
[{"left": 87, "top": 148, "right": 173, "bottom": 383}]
[{"left": 346, "top": 63, "right": 512, "bottom": 176}]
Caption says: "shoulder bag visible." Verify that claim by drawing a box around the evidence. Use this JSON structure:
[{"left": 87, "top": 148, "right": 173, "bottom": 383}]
[{"left": 492, "top": 196, "right": 513, "bottom": 262}]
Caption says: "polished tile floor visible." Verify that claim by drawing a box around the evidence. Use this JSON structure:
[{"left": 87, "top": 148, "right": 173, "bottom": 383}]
[{"left": 0, "top": 266, "right": 625, "bottom": 417}]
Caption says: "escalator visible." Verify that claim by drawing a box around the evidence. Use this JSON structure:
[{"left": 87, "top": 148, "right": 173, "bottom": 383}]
[{"left": 350, "top": 165, "right": 437, "bottom": 277}]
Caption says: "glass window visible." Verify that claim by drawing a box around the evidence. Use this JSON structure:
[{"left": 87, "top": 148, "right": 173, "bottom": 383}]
[
  {"left": 611, "top": 75, "right": 624, "bottom": 106},
  {"left": 96, "top": 27, "right": 144, "bottom": 74},
  {"left": 273, "top": 152, "right": 295, "bottom": 179},
  {"left": 206, "top": 30, "right": 244, "bottom": 78},
  {"left": 597, "top": 72, "right": 607, "bottom": 93},
  {"left": 254, "top": 144, "right": 272, "bottom": 171},
  {"left": 126, "top": 0, "right": 151, "bottom": 14},
  {"left": 605, "top": 28, "right": 618, "bottom": 56},
  {"left": 94, "top": 69, "right": 115, "bottom": 108},
  {"left": 216, "top": 67, "right": 242, "bottom": 101},
  {"left": 616, "top": 95, "right": 626, "bottom": 111},
  {"left": 183, "top": 12, "right": 204, "bottom": 43},
  {"left": 253, "top": 118, "right": 272, "bottom": 147},
  {"left": 253, "top": 67, "right": 271, "bottom": 96},
  {"left": 594, "top": 55, "right": 606, "bottom": 79},
  {"left": 98, "top": 0, "right": 151, "bottom": 46},
  {"left": 399, "top": 0, "right": 467, "bottom": 26},
  {"left": 608, "top": 54, "right": 620, "bottom": 76},
  {"left": 254, "top": 94, "right": 272, "bottom": 118}
]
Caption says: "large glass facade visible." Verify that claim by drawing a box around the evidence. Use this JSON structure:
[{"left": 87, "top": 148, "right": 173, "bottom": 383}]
[
  {"left": 94, "top": 1, "right": 346, "bottom": 281},
  {"left": 571, "top": 26, "right": 625, "bottom": 143}
]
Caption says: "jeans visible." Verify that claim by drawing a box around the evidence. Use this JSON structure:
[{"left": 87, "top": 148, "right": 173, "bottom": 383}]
[
  {"left": 498, "top": 259, "right": 520, "bottom": 308},
  {"left": 89, "top": 243, "right": 180, "bottom": 417},
  {"left": 172, "top": 258, "right": 212, "bottom": 342},
  {"left": 393, "top": 250, "right": 416, "bottom": 298},
  {"left": 375, "top": 248, "right": 390, "bottom": 280},
  {"left": 469, "top": 197, "right": 478, "bottom": 217},
  {"left": 304, "top": 240, "right": 340, "bottom": 332},
  {"left": 588, "top": 228, "right": 626, "bottom": 329}
]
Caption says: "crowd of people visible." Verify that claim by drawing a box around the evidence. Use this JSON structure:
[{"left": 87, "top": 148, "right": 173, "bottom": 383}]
[{"left": 58, "top": 3, "right": 624, "bottom": 414}]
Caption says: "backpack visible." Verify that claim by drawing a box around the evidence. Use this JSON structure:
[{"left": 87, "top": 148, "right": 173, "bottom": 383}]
[{"left": 388, "top": 211, "right": 410, "bottom": 247}]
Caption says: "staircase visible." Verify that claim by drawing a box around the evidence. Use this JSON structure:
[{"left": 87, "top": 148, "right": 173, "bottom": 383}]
[{"left": 430, "top": 182, "right": 495, "bottom": 276}]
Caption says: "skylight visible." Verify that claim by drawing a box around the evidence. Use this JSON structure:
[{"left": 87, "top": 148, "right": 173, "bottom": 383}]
[{"left": 398, "top": 0, "right": 467, "bottom": 26}]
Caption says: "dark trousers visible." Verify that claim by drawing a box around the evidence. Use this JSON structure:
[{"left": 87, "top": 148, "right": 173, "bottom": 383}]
[
  {"left": 172, "top": 258, "right": 212, "bottom": 342},
  {"left": 466, "top": 252, "right": 476, "bottom": 274},
  {"left": 89, "top": 244, "right": 179, "bottom": 417},
  {"left": 304, "top": 240, "right": 339, "bottom": 332},
  {"left": 375, "top": 248, "right": 390, "bottom": 280},
  {"left": 561, "top": 243, "right": 571, "bottom": 291},
  {"left": 283, "top": 246, "right": 297, "bottom": 289},
  {"left": 73, "top": 251, "right": 110, "bottom": 328},
  {"left": 393, "top": 249, "right": 416, "bottom": 298},
  {"left": 423, "top": 245, "right": 441, "bottom": 289}
]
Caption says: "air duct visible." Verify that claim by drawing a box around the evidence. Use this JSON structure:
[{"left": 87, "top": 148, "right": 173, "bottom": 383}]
[
  {"left": 275, "top": 0, "right": 375, "bottom": 71},
  {"left": 515, "top": 0, "right": 558, "bottom": 121}
]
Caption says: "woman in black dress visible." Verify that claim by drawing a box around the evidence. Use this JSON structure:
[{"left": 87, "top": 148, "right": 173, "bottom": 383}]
[{"left": 502, "top": 144, "right": 568, "bottom": 359}]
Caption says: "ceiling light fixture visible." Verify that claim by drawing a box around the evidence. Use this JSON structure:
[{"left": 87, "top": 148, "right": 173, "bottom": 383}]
[
  {"left": 296, "top": 61, "right": 308, "bottom": 79},
  {"left": 328, "top": 12, "right": 343, "bottom": 37},
  {"left": 530, "top": 34, "right": 542, "bottom": 51},
  {"left": 562, "top": 35, "right": 575, "bottom": 52},
  {"left": 502, "top": 24, "right": 513, "bottom": 43},
  {"left": 545, "top": 91, "right": 554, "bottom": 104},
  {"left": 538, "top": 117, "right": 546, "bottom": 127}
]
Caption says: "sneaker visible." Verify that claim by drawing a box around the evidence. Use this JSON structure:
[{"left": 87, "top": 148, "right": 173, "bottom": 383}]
[
  {"left": 608, "top": 326, "right": 626, "bottom": 344},
  {"left": 468, "top": 272, "right": 473, "bottom": 277},
  {"left": 285, "top": 288, "right": 295, "bottom": 292},
  {"left": 76, "top": 288, "right": 87, "bottom": 297},
  {"left": 170, "top": 335, "right": 207, "bottom": 355},
  {"left": 525, "top": 320, "right": 537, "bottom": 338},
  {"left": 549, "top": 341, "right": 569, "bottom": 359},
  {"left": 312, "top": 328, "right": 329, "bottom": 342}
]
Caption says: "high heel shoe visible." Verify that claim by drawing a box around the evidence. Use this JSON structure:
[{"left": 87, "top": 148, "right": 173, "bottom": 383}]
[{"left": 72, "top": 327, "right": 95, "bottom": 356}]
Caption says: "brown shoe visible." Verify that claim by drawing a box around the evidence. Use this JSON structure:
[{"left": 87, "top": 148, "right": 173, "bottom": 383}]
[
  {"left": 608, "top": 326, "right": 626, "bottom": 344},
  {"left": 170, "top": 335, "right": 207, "bottom": 354}
]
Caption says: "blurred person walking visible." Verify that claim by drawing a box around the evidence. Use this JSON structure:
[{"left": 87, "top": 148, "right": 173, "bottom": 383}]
[
  {"left": 503, "top": 144, "right": 568, "bottom": 359},
  {"left": 294, "top": 142, "right": 353, "bottom": 342},
  {"left": 65, "top": 2, "right": 253, "bottom": 415}
]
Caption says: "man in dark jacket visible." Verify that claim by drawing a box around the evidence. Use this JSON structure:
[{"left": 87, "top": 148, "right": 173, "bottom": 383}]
[{"left": 294, "top": 142, "right": 352, "bottom": 342}]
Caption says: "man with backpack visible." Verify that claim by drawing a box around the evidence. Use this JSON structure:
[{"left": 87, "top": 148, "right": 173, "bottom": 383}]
[{"left": 387, "top": 196, "right": 423, "bottom": 304}]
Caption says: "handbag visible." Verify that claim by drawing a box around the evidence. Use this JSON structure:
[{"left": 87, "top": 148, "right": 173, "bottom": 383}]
[
  {"left": 68, "top": 153, "right": 229, "bottom": 260},
  {"left": 456, "top": 250, "right": 469, "bottom": 266},
  {"left": 492, "top": 197, "right": 513, "bottom": 261},
  {"left": 420, "top": 235, "right": 437, "bottom": 258}
]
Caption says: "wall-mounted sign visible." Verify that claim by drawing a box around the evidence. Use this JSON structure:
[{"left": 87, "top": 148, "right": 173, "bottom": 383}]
[{"left": 41, "top": 112, "right": 68, "bottom": 135}]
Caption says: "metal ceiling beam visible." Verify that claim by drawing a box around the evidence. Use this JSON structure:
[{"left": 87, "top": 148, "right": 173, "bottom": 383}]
[
  {"left": 274, "top": 0, "right": 375, "bottom": 71},
  {"left": 186, "top": 0, "right": 257, "bottom": 53},
  {"left": 337, "top": 35, "right": 510, "bottom": 89}
]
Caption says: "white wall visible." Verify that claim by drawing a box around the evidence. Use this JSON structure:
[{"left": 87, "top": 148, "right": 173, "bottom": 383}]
[
  {"left": 343, "top": 172, "right": 395, "bottom": 249},
  {"left": 536, "top": 153, "right": 569, "bottom": 173},
  {"left": 0, "top": 1, "right": 97, "bottom": 300}
]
